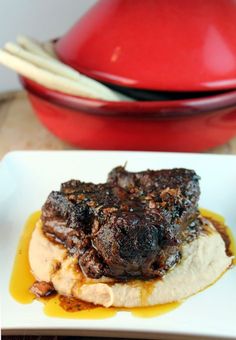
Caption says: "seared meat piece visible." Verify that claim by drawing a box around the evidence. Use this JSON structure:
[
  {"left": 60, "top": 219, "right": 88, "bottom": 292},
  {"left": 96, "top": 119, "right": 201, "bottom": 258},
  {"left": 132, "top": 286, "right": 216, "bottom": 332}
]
[
  {"left": 93, "top": 210, "right": 182, "bottom": 278},
  {"left": 41, "top": 167, "right": 202, "bottom": 280},
  {"left": 108, "top": 167, "right": 200, "bottom": 201},
  {"left": 42, "top": 191, "right": 90, "bottom": 255},
  {"left": 30, "top": 281, "right": 55, "bottom": 297}
]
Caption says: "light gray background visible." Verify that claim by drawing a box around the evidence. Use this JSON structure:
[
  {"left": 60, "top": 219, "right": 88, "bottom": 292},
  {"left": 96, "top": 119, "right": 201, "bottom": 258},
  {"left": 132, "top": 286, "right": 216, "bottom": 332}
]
[{"left": 0, "top": 0, "right": 96, "bottom": 92}]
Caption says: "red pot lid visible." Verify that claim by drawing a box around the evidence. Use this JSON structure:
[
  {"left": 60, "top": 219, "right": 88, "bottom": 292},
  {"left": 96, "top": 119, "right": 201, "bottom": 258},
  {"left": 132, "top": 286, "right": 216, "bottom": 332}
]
[{"left": 56, "top": 0, "right": 236, "bottom": 92}]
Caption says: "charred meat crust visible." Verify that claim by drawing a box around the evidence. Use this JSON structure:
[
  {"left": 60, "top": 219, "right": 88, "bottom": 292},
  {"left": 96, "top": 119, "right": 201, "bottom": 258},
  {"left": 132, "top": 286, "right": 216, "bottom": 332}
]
[{"left": 41, "top": 167, "right": 202, "bottom": 280}]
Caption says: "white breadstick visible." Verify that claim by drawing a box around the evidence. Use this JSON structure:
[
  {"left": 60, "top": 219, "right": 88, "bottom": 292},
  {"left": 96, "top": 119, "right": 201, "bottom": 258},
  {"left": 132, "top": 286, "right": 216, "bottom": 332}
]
[
  {"left": 41, "top": 41, "right": 58, "bottom": 59},
  {"left": 17, "top": 35, "right": 52, "bottom": 58},
  {"left": 5, "top": 42, "right": 87, "bottom": 81},
  {"left": 5, "top": 42, "right": 126, "bottom": 101},
  {"left": 0, "top": 49, "right": 120, "bottom": 100}
]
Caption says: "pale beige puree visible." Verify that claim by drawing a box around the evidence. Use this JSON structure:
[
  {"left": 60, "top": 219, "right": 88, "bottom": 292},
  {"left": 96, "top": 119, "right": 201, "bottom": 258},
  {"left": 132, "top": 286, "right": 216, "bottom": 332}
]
[{"left": 29, "top": 219, "right": 232, "bottom": 308}]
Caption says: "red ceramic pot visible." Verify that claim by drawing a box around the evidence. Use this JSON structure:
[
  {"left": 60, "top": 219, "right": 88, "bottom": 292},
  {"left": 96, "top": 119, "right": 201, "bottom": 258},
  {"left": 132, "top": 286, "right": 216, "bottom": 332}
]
[
  {"left": 56, "top": 0, "right": 236, "bottom": 92},
  {"left": 21, "top": 76, "right": 236, "bottom": 152}
]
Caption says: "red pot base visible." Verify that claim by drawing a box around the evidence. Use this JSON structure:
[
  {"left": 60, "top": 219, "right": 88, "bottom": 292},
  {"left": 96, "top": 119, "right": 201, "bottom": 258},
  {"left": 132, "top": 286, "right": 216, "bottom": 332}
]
[{"left": 28, "top": 93, "right": 236, "bottom": 152}]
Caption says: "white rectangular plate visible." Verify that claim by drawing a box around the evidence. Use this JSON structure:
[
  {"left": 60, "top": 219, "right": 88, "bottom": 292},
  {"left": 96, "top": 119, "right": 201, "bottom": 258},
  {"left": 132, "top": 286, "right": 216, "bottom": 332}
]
[{"left": 0, "top": 151, "right": 235, "bottom": 339}]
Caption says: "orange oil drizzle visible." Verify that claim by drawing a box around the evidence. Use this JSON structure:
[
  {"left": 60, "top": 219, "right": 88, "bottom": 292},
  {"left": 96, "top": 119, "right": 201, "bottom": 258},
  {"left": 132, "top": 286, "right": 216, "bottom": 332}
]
[
  {"left": 200, "top": 208, "right": 236, "bottom": 264},
  {"left": 9, "top": 211, "right": 40, "bottom": 303},
  {"left": 9, "top": 209, "right": 235, "bottom": 319}
]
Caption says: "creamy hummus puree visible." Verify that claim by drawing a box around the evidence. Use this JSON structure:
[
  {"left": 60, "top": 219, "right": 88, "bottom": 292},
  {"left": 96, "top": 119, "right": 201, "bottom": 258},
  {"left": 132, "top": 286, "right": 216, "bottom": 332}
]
[{"left": 29, "top": 219, "right": 232, "bottom": 307}]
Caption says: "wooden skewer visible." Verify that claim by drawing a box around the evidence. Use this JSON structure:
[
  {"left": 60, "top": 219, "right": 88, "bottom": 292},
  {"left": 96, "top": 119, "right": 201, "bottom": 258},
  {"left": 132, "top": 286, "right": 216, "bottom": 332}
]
[
  {"left": 4, "top": 42, "right": 127, "bottom": 101},
  {"left": 0, "top": 49, "right": 122, "bottom": 100}
]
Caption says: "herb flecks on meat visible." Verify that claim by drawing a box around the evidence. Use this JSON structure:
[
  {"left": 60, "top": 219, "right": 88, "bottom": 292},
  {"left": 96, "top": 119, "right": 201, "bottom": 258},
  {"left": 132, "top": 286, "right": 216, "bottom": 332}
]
[{"left": 41, "top": 167, "right": 202, "bottom": 280}]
